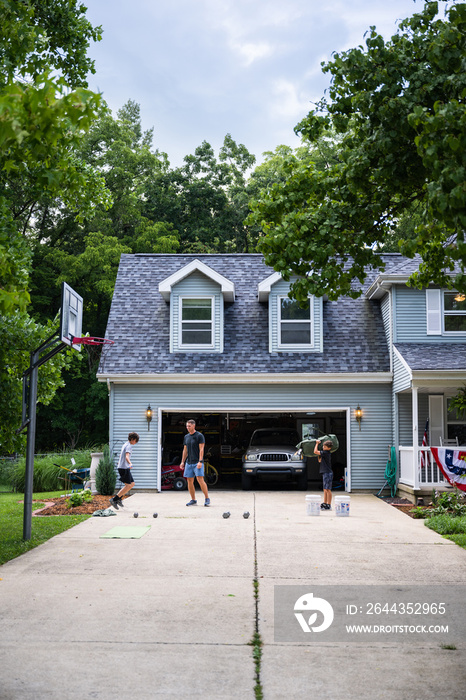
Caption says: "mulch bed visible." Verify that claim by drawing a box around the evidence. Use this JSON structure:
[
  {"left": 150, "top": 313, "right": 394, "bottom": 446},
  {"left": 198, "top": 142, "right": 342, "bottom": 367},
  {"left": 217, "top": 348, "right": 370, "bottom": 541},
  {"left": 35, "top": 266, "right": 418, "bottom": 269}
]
[
  {"left": 380, "top": 496, "right": 430, "bottom": 518},
  {"left": 33, "top": 494, "right": 127, "bottom": 516}
]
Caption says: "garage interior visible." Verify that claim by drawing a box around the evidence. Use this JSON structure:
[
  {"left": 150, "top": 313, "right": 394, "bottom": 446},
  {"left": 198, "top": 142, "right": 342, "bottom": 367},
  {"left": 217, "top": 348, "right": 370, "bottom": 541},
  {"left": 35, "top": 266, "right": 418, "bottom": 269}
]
[{"left": 162, "top": 411, "right": 347, "bottom": 489}]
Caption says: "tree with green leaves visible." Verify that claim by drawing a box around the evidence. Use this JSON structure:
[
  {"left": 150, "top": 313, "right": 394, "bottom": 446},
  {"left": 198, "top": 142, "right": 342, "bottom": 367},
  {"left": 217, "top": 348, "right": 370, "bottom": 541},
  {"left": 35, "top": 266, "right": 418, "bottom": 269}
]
[
  {"left": 145, "top": 134, "right": 256, "bottom": 253},
  {"left": 0, "top": 0, "right": 110, "bottom": 314},
  {"left": 28, "top": 102, "right": 180, "bottom": 449},
  {"left": 29, "top": 102, "right": 181, "bottom": 341},
  {"left": 248, "top": 0, "right": 466, "bottom": 302},
  {"left": 0, "top": 313, "right": 71, "bottom": 453},
  {"left": 0, "top": 0, "right": 109, "bottom": 451}
]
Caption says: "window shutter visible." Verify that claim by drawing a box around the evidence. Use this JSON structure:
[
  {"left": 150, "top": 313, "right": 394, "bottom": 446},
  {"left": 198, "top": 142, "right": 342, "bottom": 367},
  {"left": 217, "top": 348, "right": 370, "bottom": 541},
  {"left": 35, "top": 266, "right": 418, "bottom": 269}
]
[{"left": 426, "top": 289, "right": 442, "bottom": 335}]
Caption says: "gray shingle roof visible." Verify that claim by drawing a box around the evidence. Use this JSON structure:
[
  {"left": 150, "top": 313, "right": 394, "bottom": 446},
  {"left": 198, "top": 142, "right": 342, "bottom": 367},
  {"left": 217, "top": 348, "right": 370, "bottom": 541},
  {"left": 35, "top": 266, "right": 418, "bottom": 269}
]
[
  {"left": 99, "top": 254, "right": 393, "bottom": 375},
  {"left": 395, "top": 343, "right": 466, "bottom": 371},
  {"left": 382, "top": 252, "right": 463, "bottom": 277},
  {"left": 386, "top": 255, "right": 424, "bottom": 276}
]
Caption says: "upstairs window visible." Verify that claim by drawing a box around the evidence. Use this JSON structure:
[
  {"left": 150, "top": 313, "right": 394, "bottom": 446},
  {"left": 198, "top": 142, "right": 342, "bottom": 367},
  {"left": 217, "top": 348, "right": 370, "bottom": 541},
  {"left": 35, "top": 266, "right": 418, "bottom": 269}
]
[
  {"left": 278, "top": 297, "right": 313, "bottom": 347},
  {"left": 180, "top": 297, "right": 214, "bottom": 347},
  {"left": 444, "top": 292, "right": 466, "bottom": 332}
]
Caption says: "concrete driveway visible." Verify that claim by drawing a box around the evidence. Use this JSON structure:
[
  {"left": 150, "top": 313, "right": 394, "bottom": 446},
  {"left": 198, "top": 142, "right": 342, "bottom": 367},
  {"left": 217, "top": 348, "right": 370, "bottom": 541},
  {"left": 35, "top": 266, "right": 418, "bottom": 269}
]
[{"left": 0, "top": 492, "right": 465, "bottom": 699}]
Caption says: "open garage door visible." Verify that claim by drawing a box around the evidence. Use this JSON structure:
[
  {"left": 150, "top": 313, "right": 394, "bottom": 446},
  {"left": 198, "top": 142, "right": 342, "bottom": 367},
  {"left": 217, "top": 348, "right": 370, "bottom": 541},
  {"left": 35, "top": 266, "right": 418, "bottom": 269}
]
[{"left": 161, "top": 410, "right": 347, "bottom": 490}]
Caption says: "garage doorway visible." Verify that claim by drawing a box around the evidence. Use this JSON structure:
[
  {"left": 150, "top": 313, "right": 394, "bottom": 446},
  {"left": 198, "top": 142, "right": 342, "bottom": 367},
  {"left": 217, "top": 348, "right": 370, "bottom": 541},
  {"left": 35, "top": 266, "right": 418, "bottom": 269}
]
[{"left": 161, "top": 410, "right": 347, "bottom": 490}]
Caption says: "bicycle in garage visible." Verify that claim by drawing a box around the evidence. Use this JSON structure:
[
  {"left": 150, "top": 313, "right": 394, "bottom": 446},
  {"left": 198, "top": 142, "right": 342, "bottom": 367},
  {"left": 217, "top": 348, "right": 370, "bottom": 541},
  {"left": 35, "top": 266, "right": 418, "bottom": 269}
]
[{"left": 204, "top": 453, "right": 219, "bottom": 487}]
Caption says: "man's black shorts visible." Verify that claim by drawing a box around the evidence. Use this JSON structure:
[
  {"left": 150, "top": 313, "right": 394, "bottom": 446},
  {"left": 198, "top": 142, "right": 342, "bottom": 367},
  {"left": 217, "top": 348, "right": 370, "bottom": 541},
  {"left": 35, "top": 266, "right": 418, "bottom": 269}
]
[{"left": 118, "top": 467, "right": 134, "bottom": 485}]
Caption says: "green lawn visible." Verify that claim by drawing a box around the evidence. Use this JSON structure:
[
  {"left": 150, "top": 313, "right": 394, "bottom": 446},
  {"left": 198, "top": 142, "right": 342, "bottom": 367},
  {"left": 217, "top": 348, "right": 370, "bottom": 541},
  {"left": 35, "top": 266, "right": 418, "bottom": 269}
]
[
  {"left": 445, "top": 534, "right": 466, "bottom": 548},
  {"left": 425, "top": 514, "right": 466, "bottom": 550},
  {"left": 0, "top": 490, "right": 90, "bottom": 566}
]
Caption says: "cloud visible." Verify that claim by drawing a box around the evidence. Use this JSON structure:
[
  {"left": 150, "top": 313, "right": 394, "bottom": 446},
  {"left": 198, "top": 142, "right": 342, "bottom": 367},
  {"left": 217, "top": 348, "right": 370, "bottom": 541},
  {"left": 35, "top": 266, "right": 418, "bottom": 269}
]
[
  {"left": 270, "top": 78, "right": 313, "bottom": 121},
  {"left": 229, "top": 40, "right": 273, "bottom": 67},
  {"left": 85, "top": 0, "right": 422, "bottom": 166}
]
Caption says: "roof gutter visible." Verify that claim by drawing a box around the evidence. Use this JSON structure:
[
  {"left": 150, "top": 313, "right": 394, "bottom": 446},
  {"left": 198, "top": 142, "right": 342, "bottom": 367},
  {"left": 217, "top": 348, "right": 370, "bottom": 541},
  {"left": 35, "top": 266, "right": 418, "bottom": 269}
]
[{"left": 96, "top": 371, "right": 392, "bottom": 385}]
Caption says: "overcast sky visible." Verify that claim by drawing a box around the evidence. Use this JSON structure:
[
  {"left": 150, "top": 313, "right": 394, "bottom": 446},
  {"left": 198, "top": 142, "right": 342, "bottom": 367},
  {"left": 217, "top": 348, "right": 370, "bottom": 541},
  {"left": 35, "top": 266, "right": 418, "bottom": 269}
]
[{"left": 85, "top": 0, "right": 423, "bottom": 168}]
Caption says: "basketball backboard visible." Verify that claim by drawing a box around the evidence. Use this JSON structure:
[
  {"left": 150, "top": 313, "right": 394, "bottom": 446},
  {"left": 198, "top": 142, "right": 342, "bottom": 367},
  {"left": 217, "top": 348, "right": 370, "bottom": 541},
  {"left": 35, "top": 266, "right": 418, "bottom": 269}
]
[{"left": 60, "top": 282, "right": 83, "bottom": 351}]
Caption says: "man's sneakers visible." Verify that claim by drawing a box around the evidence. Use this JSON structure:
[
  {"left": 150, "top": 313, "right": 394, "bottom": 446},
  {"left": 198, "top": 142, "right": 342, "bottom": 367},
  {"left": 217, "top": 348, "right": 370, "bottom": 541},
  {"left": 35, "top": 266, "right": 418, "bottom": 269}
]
[
  {"left": 109, "top": 496, "right": 119, "bottom": 509},
  {"left": 186, "top": 499, "right": 197, "bottom": 506},
  {"left": 320, "top": 503, "right": 332, "bottom": 510},
  {"left": 204, "top": 498, "right": 210, "bottom": 507},
  {"left": 117, "top": 496, "right": 124, "bottom": 507}
]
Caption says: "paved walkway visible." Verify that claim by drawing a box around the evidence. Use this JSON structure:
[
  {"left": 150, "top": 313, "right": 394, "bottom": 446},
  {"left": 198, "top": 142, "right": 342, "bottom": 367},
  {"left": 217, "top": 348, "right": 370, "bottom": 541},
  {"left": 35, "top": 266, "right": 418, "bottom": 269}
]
[{"left": 1, "top": 492, "right": 465, "bottom": 699}]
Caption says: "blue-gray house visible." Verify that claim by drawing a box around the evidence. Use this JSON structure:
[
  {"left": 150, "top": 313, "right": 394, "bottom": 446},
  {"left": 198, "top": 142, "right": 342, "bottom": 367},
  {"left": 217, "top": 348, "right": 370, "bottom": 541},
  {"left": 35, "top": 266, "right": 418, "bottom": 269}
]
[{"left": 97, "top": 253, "right": 466, "bottom": 499}]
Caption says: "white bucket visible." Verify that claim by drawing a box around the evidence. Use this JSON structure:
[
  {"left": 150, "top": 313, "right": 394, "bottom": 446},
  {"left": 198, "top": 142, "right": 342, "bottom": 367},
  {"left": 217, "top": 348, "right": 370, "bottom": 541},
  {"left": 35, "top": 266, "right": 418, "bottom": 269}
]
[
  {"left": 335, "top": 495, "right": 351, "bottom": 517},
  {"left": 305, "top": 494, "right": 321, "bottom": 516}
]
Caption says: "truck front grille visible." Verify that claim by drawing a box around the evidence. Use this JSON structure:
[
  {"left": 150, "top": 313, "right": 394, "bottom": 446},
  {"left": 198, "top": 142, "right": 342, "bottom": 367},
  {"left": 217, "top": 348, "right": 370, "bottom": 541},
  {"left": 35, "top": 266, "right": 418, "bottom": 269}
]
[{"left": 260, "top": 454, "right": 288, "bottom": 462}]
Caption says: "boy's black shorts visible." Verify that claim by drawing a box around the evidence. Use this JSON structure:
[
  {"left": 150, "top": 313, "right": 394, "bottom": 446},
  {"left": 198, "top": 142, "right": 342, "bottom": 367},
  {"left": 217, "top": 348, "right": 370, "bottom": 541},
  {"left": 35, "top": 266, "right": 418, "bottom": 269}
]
[
  {"left": 118, "top": 468, "right": 134, "bottom": 485},
  {"left": 322, "top": 471, "right": 333, "bottom": 490}
]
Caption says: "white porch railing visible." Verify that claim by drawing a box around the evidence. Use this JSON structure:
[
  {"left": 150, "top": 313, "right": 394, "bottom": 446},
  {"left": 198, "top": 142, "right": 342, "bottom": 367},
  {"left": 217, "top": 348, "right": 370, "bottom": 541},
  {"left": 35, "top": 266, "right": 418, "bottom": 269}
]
[{"left": 398, "top": 446, "right": 446, "bottom": 490}]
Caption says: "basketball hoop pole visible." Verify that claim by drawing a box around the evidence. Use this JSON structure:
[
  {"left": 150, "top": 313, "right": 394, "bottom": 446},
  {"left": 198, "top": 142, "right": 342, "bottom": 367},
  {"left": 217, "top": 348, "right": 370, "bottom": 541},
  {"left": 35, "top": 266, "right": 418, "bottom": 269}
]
[
  {"left": 19, "top": 334, "right": 67, "bottom": 541},
  {"left": 18, "top": 282, "right": 85, "bottom": 541}
]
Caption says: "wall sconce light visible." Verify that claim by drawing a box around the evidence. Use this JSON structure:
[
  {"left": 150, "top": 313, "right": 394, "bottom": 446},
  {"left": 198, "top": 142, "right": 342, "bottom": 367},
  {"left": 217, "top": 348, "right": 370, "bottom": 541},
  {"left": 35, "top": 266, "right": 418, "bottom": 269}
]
[
  {"left": 355, "top": 405, "right": 363, "bottom": 430},
  {"left": 145, "top": 404, "right": 153, "bottom": 431}
]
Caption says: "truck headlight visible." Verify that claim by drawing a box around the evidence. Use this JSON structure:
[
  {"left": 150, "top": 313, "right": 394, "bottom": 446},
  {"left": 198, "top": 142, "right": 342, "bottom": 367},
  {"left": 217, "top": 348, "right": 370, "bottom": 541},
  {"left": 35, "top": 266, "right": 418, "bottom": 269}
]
[
  {"left": 244, "top": 454, "right": 258, "bottom": 461},
  {"left": 292, "top": 450, "right": 304, "bottom": 461}
]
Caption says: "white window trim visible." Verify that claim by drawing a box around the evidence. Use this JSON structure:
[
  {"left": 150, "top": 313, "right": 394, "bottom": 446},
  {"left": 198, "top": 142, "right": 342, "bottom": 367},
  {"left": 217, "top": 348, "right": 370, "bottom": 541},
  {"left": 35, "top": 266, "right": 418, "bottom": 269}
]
[
  {"left": 443, "top": 291, "right": 466, "bottom": 335},
  {"left": 277, "top": 295, "right": 314, "bottom": 350},
  {"left": 426, "top": 289, "right": 466, "bottom": 336},
  {"left": 178, "top": 295, "right": 215, "bottom": 350}
]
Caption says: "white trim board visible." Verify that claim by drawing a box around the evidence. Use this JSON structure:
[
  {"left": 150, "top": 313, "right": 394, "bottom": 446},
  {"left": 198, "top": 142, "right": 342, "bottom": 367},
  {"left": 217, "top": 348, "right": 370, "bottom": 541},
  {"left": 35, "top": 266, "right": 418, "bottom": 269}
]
[{"left": 98, "top": 372, "right": 393, "bottom": 384}]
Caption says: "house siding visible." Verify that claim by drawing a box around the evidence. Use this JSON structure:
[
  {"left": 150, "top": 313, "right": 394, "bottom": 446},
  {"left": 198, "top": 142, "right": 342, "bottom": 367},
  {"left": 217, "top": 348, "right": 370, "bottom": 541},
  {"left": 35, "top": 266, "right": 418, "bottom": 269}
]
[
  {"left": 397, "top": 393, "right": 429, "bottom": 446},
  {"left": 393, "top": 353, "right": 411, "bottom": 394},
  {"left": 111, "top": 381, "right": 392, "bottom": 491},
  {"left": 381, "top": 293, "right": 392, "bottom": 348},
  {"left": 395, "top": 286, "right": 466, "bottom": 343}
]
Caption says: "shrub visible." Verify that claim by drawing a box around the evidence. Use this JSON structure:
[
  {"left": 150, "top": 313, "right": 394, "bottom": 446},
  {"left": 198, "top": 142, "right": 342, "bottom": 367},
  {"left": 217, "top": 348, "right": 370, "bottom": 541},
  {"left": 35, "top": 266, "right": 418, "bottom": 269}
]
[
  {"left": 410, "top": 506, "right": 429, "bottom": 519},
  {"left": 429, "top": 488, "right": 466, "bottom": 517},
  {"left": 67, "top": 489, "right": 93, "bottom": 508},
  {"left": 95, "top": 446, "right": 116, "bottom": 496}
]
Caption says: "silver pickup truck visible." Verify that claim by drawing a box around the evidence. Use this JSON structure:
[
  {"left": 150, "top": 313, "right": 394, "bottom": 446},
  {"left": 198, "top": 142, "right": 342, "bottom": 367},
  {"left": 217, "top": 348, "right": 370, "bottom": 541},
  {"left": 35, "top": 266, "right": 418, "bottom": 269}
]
[{"left": 241, "top": 428, "right": 307, "bottom": 490}]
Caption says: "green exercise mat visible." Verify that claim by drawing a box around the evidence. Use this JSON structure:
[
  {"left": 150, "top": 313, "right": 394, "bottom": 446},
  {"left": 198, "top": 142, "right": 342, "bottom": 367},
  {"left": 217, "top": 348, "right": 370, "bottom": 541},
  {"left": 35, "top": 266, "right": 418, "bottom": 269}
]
[{"left": 100, "top": 526, "right": 151, "bottom": 539}]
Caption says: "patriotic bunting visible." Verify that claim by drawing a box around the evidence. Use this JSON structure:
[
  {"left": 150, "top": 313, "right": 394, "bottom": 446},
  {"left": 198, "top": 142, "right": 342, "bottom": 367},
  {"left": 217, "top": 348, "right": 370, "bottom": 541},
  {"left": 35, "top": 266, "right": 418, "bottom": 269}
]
[{"left": 430, "top": 448, "right": 466, "bottom": 492}]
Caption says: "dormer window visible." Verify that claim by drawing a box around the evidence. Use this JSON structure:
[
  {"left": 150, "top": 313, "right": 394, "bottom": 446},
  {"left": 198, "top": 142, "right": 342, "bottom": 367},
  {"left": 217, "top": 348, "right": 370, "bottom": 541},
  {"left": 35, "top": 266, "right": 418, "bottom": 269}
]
[
  {"left": 258, "top": 272, "right": 322, "bottom": 353},
  {"left": 159, "top": 259, "right": 234, "bottom": 354},
  {"left": 180, "top": 297, "right": 214, "bottom": 347},
  {"left": 278, "top": 297, "right": 313, "bottom": 347}
]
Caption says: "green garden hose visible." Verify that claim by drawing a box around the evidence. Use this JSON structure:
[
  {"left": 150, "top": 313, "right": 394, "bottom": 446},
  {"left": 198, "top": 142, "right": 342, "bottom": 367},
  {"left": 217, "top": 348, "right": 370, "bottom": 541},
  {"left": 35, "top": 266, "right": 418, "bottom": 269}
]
[{"left": 384, "top": 446, "right": 398, "bottom": 497}]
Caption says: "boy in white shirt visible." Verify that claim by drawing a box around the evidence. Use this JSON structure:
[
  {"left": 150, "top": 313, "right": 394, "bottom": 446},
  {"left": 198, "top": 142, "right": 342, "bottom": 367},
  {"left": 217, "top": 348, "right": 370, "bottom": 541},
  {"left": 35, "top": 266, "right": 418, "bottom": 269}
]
[{"left": 110, "top": 432, "right": 139, "bottom": 509}]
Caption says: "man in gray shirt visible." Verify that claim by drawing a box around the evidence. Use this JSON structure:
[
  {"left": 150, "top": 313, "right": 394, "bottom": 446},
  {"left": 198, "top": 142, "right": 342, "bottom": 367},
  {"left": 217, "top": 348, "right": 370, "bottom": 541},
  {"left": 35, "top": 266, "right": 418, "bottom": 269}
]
[{"left": 180, "top": 419, "right": 210, "bottom": 507}]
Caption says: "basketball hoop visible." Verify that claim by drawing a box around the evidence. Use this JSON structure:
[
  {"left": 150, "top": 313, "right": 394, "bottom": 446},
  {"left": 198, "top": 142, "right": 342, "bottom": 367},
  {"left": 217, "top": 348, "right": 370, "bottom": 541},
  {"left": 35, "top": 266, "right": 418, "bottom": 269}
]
[
  {"left": 70, "top": 337, "right": 114, "bottom": 346},
  {"left": 70, "top": 337, "right": 115, "bottom": 371}
]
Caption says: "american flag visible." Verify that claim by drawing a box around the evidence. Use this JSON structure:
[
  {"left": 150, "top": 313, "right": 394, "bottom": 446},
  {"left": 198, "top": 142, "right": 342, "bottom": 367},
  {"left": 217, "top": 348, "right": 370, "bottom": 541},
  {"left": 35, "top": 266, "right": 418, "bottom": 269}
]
[{"left": 420, "top": 419, "right": 429, "bottom": 469}]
